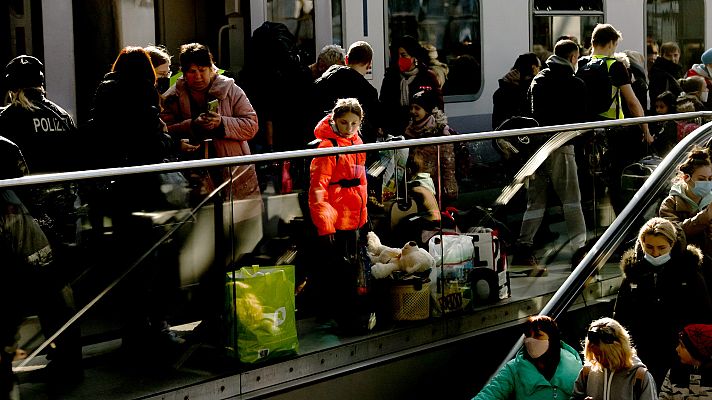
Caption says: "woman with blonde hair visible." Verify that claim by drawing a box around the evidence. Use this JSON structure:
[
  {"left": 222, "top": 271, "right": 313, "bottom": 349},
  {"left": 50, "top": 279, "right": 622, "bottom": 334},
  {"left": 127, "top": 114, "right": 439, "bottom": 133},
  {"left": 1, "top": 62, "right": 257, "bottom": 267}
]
[
  {"left": 572, "top": 317, "right": 657, "bottom": 400},
  {"left": 614, "top": 217, "right": 712, "bottom": 391}
]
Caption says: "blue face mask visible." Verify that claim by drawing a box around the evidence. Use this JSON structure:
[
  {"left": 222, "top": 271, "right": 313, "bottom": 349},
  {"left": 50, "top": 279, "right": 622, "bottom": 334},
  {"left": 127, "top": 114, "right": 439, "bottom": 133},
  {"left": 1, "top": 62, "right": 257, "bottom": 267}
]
[
  {"left": 643, "top": 252, "right": 671, "bottom": 266},
  {"left": 691, "top": 180, "right": 712, "bottom": 198}
]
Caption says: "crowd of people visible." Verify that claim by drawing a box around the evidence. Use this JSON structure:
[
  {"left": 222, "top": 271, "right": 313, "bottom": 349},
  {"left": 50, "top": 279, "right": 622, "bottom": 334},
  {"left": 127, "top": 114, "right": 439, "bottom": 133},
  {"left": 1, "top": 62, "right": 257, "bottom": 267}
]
[
  {"left": 1, "top": 19, "right": 712, "bottom": 400},
  {"left": 495, "top": 23, "right": 712, "bottom": 273}
]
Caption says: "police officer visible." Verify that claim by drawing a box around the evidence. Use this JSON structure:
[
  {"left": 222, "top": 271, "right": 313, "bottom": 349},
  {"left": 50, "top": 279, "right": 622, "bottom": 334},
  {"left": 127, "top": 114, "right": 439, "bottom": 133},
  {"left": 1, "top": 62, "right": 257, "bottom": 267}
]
[
  {"left": 0, "top": 55, "right": 79, "bottom": 173},
  {"left": 0, "top": 56, "right": 83, "bottom": 388}
]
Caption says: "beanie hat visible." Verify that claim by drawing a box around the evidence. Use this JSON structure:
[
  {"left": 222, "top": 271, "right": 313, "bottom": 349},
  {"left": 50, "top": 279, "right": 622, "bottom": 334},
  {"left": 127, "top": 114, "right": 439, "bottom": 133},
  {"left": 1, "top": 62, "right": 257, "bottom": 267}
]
[
  {"left": 411, "top": 89, "right": 438, "bottom": 114},
  {"left": 680, "top": 324, "right": 712, "bottom": 362},
  {"left": 4, "top": 55, "right": 44, "bottom": 90},
  {"left": 702, "top": 48, "right": 712, "bottom": 65}
]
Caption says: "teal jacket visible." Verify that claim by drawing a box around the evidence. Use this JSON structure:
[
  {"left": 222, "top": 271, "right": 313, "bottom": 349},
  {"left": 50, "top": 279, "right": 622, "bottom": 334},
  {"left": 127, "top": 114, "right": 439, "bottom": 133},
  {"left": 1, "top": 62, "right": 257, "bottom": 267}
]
[{"left": 472, "top": 341, "right": 582, "bottom": 400}]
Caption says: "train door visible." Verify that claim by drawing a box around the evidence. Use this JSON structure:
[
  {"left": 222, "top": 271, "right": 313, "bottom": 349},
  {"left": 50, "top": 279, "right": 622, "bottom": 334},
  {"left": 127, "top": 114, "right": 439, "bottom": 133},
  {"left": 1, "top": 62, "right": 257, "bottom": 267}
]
[
  {"left": 248, "top": 0, "right": 386, "bottom": 91},
  {"left": 646, "top": 0, "right": 707, "bottom": 73}
]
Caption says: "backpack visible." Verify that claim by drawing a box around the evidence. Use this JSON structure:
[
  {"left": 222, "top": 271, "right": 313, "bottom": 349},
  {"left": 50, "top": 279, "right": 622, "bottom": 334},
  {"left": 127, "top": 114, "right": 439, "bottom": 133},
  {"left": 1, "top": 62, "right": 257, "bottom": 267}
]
[
  {"left": 580, "top": 365, "right": 648, "bottom": 399},
  {"left": 576, "top": 56, "right": 620, "bottom": 117}
]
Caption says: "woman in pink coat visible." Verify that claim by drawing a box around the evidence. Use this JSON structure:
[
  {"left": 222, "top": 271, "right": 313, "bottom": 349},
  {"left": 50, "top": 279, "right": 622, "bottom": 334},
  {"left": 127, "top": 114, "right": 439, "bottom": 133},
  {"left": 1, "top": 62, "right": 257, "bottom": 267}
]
[{"left": 161, "top": 43, "right": 260, "bottom": 203}]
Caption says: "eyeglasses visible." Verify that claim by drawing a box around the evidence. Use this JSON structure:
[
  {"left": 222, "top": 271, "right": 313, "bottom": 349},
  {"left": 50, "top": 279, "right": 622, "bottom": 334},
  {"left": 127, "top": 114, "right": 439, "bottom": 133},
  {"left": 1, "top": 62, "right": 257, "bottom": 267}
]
[{"left": 587, "top": 327, "right": 618, "bottom": 344}]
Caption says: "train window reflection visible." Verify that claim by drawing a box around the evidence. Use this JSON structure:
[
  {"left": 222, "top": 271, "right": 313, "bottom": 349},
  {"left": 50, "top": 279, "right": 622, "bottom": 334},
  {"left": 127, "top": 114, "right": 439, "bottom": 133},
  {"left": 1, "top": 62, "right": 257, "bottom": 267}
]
[
  {"left": 387, "top": 0, "right": 482, "bottom": 97},
  {"left": 647, "top": 0, "right": 705, "bottom": 71},
  {"left": 532, "top": 15, "right": 602, "bottom": 59},
  {"left": 266, "top": 0, "right": 316, "bottom": 63},
  {"left": 533, "top": 0, "right": 603, "bottom": 11}
]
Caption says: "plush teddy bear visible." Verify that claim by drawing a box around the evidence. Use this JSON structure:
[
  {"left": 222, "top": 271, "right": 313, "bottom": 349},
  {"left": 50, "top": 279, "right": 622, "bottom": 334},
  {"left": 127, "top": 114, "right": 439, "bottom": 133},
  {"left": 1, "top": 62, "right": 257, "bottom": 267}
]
[
  {"left": 371, "top": 240, "right": 435, "bottom": 279},
  {"left": 366, "top": 231, "right": 401, "bottom": 264}
]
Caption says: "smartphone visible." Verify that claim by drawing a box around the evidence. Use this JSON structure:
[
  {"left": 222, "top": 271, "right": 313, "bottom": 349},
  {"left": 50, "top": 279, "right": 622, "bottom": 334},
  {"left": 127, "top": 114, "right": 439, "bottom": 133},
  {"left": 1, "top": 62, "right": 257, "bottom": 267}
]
[{"left": 207, "top": 99, "right": 219, "bottom": 113}]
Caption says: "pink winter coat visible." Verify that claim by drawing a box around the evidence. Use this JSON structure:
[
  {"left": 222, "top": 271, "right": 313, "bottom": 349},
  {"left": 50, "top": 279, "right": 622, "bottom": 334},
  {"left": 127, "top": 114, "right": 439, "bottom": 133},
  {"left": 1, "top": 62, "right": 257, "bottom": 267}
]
[{"left": 162, "top": 74, "right": 261, "bottom": 201}]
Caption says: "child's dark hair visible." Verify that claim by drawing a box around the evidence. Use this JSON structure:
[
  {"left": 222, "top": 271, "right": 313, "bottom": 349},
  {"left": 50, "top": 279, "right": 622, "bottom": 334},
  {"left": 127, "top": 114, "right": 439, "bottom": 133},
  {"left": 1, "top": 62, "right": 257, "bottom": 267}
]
[
  {"left": 406, "top": 153, "right": 425, "bottom": 176},
  {"left": 678, "top": 146, "right": 711, "bottom": 176},
  {"left": 656, "top": 91, "right": 677, "bottom": 113},
  {"left": 332, "top": 98, "right": 364, "bottom": 120}
]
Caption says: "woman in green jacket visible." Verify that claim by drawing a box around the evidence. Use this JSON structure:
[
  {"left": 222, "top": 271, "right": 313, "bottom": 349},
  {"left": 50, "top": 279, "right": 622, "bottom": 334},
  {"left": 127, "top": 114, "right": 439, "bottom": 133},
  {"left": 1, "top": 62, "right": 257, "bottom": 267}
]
[{"left": 472, "top": 315, "right": 582, "bottom": 400}]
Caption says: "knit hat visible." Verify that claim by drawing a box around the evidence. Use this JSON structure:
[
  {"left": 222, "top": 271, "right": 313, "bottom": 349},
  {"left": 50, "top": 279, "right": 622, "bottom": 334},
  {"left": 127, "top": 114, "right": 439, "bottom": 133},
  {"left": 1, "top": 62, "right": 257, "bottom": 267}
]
[
  {"left": 4, "top": 55, "right": 44, "bottom": 90},
  {"left": 410, "top": 89, "right": 438, "bottom": 114},
  {"left": 702, "top": 48, "right": 712, "bottom": 65},
  {"left": 680, "top": 324, "right": 712, "bottom": 362}
]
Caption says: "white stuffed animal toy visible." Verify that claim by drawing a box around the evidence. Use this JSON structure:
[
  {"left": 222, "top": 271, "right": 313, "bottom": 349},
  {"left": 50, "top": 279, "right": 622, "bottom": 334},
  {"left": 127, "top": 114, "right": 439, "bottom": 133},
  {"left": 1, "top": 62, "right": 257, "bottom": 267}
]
[
  {"left": 366, "top": 231, "right": 401, "bottom": 264},
  {"left": 370, "top": 240, "right": 435, "bottom": 279}
]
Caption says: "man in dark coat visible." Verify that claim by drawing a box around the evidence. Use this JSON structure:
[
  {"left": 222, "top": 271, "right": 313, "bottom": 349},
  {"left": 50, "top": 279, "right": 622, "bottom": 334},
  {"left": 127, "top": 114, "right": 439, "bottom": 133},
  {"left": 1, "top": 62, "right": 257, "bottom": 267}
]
[
  {"left": 512, "top": 40, "right": 587, "bottom": 274},
  {"left": 313, "top": 40, "right": 382, "bottom": 143},
  {"left": 649, "top": 42, "right": 683, "bottom": 111}
]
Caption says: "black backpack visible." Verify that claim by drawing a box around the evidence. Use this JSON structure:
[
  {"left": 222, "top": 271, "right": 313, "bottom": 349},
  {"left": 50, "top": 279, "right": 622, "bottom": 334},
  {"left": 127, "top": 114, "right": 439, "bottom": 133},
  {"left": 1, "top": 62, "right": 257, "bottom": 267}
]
[{"left": 576, "top": 56, "right": 619, "bottom": 117}]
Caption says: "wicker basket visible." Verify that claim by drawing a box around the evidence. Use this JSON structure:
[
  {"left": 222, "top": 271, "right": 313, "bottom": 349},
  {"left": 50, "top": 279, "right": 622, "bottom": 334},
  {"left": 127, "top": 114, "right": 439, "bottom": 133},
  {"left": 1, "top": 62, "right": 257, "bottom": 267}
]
[{"left": 390, "top": 281, "right": 430, "bottom": 321}]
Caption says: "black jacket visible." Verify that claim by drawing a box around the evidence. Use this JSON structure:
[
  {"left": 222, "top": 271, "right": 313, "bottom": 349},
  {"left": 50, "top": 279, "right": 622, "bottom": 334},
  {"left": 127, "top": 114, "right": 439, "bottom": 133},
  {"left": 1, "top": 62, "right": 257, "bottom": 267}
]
[
  {"left": 91, "top": 71, "right": 175, "bottom": 168},
  {"left": 649, "top": 56, "right": 683, "bottom": 106},
  {"left": 529, "top": 55, "right": 588, "bottom": 127},
  {"left": 492, "top": 74, "right": 532, "bottom": 129},
  {"left": 313, "top": 65, "right": 382, "bottom": 143},
  {"left": 615, "top": 240, "right": 712, "bottom": 385},
  {"left": 0, "top": 91, "right": 79, "bottom": 173}
]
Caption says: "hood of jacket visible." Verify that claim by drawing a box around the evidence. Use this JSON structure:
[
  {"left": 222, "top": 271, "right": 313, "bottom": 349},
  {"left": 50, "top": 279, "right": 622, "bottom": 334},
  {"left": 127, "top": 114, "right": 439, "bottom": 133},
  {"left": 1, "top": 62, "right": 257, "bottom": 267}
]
[
  {"left": 584, "top": 356, "right": 650, "bottom": 400},
  {"left": 544, "top": 55, "right": 575, "bottom": 74},
  {"left": 313, "top": 114, "right": 362, "bottom": 147},
  {"left": 668, "top": 181, "right": 712, "bottom": 211},
  {"left": 620, "top": 236, "right": 702, "bottom": 279},
  {"left": 690, "top": 64, "right": 712, "bottom": 80}
]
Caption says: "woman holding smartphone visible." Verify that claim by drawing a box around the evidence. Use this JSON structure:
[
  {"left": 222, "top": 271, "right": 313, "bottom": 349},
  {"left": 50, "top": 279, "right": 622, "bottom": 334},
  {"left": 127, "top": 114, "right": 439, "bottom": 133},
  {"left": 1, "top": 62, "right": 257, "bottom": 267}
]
[{"left": 161, "top": 42, "right": 261, "bottom": 203}]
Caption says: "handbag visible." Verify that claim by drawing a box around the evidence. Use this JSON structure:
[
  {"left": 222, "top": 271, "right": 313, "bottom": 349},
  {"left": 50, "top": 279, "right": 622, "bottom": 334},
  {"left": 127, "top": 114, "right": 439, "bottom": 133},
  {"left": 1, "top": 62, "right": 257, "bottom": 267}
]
[{"left": 225, "top": 265, "right": 299, "bottom": 363}]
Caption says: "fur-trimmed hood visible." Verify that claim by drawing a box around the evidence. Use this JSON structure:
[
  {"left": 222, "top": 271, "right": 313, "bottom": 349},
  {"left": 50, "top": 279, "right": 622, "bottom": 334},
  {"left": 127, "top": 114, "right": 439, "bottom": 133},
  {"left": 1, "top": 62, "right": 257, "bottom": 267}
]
[{"left": 620, "top": 240, "right": 702, "bottom": 280}]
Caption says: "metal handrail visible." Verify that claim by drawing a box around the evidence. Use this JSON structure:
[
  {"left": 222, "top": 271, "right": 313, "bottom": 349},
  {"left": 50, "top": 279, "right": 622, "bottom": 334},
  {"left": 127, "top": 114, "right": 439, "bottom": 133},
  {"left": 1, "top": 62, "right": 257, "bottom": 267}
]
[
  {"left": 489, "top": 120, "right": 712, "bottom": 382},
  {"left": 0, "top": 112, "right": 710, "bottom": 189}
]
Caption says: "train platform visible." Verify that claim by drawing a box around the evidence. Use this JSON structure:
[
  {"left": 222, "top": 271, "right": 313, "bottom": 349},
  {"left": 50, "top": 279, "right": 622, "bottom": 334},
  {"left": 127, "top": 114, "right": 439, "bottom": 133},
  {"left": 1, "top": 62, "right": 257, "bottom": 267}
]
[{"left": 13, "top": 223, "right": 623, "bottom": 400}]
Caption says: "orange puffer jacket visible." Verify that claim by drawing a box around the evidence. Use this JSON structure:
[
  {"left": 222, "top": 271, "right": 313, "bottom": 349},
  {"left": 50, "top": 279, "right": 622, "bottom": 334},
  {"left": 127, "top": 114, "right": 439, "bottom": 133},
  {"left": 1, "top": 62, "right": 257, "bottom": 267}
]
[{"left": 308, "top": 115, "right": 368, "bottom": 236}]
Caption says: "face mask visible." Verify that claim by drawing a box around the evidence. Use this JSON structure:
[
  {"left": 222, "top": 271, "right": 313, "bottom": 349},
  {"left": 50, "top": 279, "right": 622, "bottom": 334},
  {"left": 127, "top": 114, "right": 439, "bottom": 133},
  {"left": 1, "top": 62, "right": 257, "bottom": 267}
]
[
  {"left": 643, "top": 252, "right": 671, "bottom": 266},
  {"left": 156, "top": 77, "right": 170, "bottom": 94},
  {"left": 524, "top": 337, "right": 549, "bottom": 359},
  {"left": 398, "top": 56, "right": 414, "bottom": 73},
  {"left": 701, "top": 91, "right": 709, "bottom": 103},
  {"left": 691, "top": 180, "right": 712, "bottom": 198}
]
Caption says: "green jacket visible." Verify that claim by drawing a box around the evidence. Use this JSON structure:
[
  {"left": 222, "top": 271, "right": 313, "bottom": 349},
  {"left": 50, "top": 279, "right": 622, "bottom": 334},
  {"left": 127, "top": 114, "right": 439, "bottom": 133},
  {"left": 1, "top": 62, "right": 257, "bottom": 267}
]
[{"left": 472, "top": 341, "right": 582, "bottom": 400}]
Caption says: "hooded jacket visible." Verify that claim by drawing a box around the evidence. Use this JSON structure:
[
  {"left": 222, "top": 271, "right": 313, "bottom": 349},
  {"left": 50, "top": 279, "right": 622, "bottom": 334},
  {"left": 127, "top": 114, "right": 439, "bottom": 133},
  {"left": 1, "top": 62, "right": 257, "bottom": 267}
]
[
  {"left": 571, "top": 357, "right": 657, "bottom": 400},
  {"left": 529, "top": 55, "right": 588, "bottom": 127},
  {"left": 162, "top": 73, "right": 261, "bottom": 201},
  {"left": 472, "top": 341, "right": 581, "bottom": 400},
  {"left": 308, "top": 115, "right": 367, "bottom": 236},
  {"left": 686, "top": 64, "right": 712, "bottom": 109},
  {"left": 615, "top": 235, "right": 712, "bottom": 387},
  {"left": 659, "top": 181, "right": 712, "bottom": 256},
  {"left": 492, "top": 70, "right": 533, "bottom": 129},
  {"left": 404, "top": 109, "right": 458, "bottom": 201}
]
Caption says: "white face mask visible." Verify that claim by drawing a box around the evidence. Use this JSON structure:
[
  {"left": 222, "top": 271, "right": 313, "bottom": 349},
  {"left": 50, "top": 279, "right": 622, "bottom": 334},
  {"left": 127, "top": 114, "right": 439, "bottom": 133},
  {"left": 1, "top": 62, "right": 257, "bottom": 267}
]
[
  {"left": 701, "top": 91, "right": 709, "bottom": 103},
  {"left": 643, "top": 252, "right": 671, "bottom": 266},
  {"left": 524, "top": 337, "right": 549, "bottom": 359}
]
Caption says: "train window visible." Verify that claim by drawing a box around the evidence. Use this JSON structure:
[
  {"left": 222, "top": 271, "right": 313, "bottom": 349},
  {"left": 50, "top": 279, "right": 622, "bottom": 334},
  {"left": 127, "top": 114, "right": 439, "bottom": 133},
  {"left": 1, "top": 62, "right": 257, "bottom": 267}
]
[
  {"left": 386, "top": 0, "right": 482, "bottom": 98},
  {"left": 4, "top": 0, "right": 44, "bottom": 63},
  {"left": 533, "top": 0, "right": 603, "bottom": 11},
  {"left": 266, "top": 0, "right": 316, "bottom": 62},
  {"left": 647, "top": 0, "right": 705, "bottom": 71},
  {"left": 331, "top": 0, "right": 343, "bottom": 47},
  {"left": 532, "top": 14, "right": 602, "bottom": 57}
]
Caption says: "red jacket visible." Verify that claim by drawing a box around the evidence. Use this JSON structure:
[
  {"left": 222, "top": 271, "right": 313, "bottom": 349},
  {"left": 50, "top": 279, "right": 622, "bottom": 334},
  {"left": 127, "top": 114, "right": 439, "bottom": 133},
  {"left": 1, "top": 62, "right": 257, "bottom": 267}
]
[{"left": 309, "top": 115, "right": 368, "bottom": 236}]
